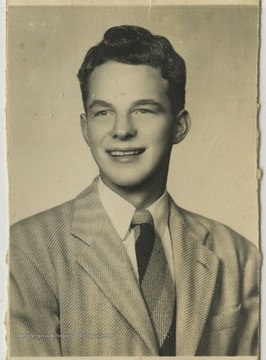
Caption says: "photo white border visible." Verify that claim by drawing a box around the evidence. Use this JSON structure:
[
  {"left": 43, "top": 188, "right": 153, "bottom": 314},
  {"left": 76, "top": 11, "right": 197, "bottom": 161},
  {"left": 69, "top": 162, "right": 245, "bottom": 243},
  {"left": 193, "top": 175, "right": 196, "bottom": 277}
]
[
  {"left": 6, "top": 0, "right": 260, "bottom": 6},
  {"left": 1, "top": 0, "right": 8, "bottom": 359},
  {"left": 260, "top": 1, "right": 265, "bottom": 358}
]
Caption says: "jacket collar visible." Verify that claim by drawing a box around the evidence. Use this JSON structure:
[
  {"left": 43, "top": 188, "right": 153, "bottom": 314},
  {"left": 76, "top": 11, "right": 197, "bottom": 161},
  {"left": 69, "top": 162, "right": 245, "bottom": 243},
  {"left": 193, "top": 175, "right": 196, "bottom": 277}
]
[
  {"left": 168, "top": 197, "right": 219, "bottom": 355},
  {"left": 71, "top": 178, "right": 158, "bottom": 354},
  {"left": 71, "top": 179, "right": 219, "bottom": 355}
]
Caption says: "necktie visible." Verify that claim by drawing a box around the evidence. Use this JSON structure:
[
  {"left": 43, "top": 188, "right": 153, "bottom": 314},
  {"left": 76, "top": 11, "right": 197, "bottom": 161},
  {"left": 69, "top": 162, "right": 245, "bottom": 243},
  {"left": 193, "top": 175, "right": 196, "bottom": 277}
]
[{"left": 131, "top": 209, "right": 176, "bottom": 356}]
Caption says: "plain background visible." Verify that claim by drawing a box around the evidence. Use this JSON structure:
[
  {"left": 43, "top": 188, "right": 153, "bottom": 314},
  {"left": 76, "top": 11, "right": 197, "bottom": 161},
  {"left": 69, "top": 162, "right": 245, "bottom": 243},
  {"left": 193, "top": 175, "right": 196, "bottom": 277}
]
[
  {"left": 1, "top": 2, "right": 264, "bottom": 360},
  {"left": 7, "top": 5, "right": 259, "bottom": 245}
]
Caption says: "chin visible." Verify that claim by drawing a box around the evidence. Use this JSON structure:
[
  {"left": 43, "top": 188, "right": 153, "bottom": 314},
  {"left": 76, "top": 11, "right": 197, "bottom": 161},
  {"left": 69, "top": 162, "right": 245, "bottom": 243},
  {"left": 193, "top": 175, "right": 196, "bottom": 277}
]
[
  {"left": 102, "top": 173, "right": 147, "bottom": 189},
  {"left": 113, "top": 178, "right": 144, "bottom": 189}
]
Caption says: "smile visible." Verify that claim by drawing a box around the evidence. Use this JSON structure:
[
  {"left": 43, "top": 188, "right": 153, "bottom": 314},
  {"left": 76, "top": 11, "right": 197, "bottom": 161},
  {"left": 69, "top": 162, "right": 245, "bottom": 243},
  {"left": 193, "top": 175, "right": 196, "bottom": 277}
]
[{"left": 108, "top": 149, "right": 145, "bottom": 157}]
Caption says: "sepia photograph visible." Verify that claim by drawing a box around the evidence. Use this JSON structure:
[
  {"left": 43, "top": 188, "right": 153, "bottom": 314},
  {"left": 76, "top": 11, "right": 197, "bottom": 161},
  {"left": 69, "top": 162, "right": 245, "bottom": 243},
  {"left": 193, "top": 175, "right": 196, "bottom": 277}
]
[{"left": 7, "top": 1, "right": 260, "bottom": 357}]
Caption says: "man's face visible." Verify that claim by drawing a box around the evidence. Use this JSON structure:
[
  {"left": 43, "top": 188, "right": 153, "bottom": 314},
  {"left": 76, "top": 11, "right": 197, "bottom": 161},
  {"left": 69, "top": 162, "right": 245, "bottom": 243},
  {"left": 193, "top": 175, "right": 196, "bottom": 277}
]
[{"left": 81, "top": 61, "right": 188, "bottom": 191}]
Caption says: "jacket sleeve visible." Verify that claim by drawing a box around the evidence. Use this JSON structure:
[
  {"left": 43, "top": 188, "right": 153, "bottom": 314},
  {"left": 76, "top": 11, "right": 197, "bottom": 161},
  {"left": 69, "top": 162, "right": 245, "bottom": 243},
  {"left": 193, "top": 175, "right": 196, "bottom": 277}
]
[{"left": 10, "top": 241, "right": 62, "bottom": 356}]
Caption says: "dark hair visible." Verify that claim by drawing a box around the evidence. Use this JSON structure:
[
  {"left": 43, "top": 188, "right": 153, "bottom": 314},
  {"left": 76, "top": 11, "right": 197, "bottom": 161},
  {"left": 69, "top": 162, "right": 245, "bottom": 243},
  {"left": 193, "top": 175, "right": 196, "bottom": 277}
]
[{"left": 77, "top": 25, "right": 186, "bottom": 114}]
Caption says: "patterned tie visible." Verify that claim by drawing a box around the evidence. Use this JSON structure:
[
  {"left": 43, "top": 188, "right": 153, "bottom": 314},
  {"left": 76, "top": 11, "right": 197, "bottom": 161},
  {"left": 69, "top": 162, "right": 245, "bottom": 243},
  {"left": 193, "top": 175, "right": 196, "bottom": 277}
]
[{"left": 131, "top": 209, "right": 176, "bottom": 356}]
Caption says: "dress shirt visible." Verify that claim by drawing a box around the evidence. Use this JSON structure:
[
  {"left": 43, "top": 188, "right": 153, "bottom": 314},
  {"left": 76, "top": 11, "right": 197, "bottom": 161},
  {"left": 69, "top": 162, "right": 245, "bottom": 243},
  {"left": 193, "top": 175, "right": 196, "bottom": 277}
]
[{"left": 98, "top": 178, "right": 175, "bottom": 283}]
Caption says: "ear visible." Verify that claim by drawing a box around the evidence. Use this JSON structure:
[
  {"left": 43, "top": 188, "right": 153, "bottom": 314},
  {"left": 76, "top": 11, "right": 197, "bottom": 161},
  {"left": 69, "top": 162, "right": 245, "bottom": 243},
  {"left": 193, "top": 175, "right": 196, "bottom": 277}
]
[
  {"left": 172, "top": 109, "right": 191, "bottom": 145},
  {"left": 80, "top": 113, "right": 91, "bottom": 147}
]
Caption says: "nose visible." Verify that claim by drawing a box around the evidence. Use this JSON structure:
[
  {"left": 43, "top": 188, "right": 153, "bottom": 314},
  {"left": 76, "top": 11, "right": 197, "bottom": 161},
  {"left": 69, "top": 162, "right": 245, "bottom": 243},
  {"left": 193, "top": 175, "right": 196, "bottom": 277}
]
[{"left": 111, "top": 114, "right": 136, "bottom": 140}]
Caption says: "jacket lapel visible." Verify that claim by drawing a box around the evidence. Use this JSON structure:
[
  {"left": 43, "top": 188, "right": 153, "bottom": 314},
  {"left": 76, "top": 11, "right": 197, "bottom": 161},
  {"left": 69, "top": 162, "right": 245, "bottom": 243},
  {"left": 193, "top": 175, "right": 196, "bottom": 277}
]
[
  {"left": 71, "top": 178, "right": 158, "bottom": 354},
  {"left": 169, "top": 198, "right": 220, "bottom": 355}
]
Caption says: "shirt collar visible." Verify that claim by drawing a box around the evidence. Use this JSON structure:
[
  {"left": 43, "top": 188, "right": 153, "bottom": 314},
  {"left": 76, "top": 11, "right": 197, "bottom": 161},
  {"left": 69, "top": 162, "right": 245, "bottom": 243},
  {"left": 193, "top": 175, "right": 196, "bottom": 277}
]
[{"left": 98, "top": 177, "right": 169, "bottom": 240}]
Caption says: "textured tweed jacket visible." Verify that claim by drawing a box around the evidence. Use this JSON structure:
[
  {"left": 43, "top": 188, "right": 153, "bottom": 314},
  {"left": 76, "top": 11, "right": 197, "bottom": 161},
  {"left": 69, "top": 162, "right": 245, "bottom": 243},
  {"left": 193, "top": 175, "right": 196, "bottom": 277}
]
[{"left": 10, "top": 178, "right": 260, "bottom": 356}]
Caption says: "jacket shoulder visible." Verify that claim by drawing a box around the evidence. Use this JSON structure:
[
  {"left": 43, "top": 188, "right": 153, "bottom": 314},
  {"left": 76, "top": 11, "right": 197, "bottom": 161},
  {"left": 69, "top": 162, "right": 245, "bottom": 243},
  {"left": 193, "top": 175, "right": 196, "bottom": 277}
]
[
  {"left": 176, "top": 206, "right": 259, "bottom": 261},
  {"left": 11, "top": 199, "right": 75, "bottom": 237},
  {"left": 10, "top": 198, "right": 77, "bottom": 261}
]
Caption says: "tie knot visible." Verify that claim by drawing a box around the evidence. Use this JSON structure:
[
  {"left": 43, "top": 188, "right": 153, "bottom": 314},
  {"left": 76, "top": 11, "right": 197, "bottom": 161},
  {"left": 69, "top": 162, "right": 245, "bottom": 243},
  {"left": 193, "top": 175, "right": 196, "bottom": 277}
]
[{"left": 131, "top": 209, "right": 154, "bottom": 226}]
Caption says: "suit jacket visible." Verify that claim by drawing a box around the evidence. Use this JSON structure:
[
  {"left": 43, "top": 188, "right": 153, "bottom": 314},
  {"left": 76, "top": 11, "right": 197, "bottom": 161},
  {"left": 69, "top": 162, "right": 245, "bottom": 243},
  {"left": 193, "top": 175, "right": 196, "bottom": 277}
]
[{"left": 10, "top": 178, "right": 260, "bottom": 356}]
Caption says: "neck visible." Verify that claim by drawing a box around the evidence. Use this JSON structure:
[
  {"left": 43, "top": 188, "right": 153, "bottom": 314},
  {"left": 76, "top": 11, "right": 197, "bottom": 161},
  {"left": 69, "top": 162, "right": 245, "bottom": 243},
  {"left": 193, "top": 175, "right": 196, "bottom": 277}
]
[{"left": 100, "top": 176, "right": 168, "bottom": 209}]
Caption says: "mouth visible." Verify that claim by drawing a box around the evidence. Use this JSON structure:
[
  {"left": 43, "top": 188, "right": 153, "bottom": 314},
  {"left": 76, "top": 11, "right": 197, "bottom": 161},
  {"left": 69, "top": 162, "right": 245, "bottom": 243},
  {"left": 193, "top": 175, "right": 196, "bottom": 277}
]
[{"left": 107, "top": 148, "right": 145, "bottom": 157}]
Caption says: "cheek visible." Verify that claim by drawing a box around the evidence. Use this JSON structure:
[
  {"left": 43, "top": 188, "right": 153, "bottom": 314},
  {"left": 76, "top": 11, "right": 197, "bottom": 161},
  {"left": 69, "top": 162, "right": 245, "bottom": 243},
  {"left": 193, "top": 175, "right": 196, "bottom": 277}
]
[
  {"left": 89, "top": 121, "right": 114, "bottom": 138},
  {"left": 87, "top": 125, "right": 104, "bottom": 145},
  {"left": 149, "top": 124, "right": 174, "bottom": 147}
]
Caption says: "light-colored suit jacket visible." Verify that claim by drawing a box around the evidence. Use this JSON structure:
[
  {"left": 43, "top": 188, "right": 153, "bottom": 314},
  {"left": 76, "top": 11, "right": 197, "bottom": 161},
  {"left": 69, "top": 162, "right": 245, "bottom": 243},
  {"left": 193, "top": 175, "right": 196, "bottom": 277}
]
[{"left": 10, "top": 178, "right": 260, "bottom": 356}]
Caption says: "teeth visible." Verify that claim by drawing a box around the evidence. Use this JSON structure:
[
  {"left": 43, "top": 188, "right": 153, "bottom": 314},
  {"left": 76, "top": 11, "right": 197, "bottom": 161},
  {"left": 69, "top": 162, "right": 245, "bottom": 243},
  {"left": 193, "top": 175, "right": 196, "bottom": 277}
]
[{"left": 110, "top": 150, "right": 140, "bottom": 156}]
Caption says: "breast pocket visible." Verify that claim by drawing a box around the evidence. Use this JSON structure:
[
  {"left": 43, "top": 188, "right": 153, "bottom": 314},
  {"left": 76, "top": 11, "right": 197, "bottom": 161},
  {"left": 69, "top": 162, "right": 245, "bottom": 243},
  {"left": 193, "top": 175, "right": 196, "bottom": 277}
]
[{"left": 205, "top": 304, "right": 242, "bottom": 331}]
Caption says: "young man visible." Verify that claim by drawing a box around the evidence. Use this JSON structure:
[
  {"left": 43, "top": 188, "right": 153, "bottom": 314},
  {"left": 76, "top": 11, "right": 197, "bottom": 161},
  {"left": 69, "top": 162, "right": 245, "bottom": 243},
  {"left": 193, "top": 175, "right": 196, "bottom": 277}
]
[{"left": 10, "top": 25, "right": 259, "bottom": 356}]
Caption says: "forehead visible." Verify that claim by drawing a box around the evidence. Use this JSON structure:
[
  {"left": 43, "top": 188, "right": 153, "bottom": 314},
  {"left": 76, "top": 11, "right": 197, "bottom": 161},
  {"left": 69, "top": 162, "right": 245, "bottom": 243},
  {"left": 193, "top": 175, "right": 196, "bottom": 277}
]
[{"left": 87, "top": 61, "right": 169, "bottom": 104}]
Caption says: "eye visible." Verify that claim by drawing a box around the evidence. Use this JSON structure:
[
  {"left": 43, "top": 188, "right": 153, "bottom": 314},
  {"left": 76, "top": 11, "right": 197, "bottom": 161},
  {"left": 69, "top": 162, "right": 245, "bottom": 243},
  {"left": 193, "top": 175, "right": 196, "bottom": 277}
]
[
  {"left": 133, "top": 108, "right": 154, "bottom": 115},
  {"left": 94, "top": 110, "right": 113, "bottom": 118}
]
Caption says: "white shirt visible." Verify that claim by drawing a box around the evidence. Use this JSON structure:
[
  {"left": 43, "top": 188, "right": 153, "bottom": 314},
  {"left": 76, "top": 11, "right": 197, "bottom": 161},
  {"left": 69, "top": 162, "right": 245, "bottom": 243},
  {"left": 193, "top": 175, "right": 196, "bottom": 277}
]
[{"left": 98, "top": 178, "right": 175, "bottom": 282}]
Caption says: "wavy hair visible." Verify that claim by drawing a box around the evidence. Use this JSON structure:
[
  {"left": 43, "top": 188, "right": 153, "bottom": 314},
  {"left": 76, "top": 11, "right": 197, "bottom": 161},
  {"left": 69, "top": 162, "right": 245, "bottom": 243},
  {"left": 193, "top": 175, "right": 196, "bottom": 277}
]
[{"left": 77, "top": 25, "right": 186, "bottom": 115}]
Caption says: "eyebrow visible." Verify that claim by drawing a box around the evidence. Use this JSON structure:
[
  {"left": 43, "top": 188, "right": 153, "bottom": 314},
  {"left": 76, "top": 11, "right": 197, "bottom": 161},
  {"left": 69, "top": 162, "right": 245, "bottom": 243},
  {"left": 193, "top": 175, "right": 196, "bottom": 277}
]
[
  {"left": 131, "top": 99, "right": 166, "bottom": 112},
  {"left": 87, "top": 100, "right": 113, "bottom": 110}
]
